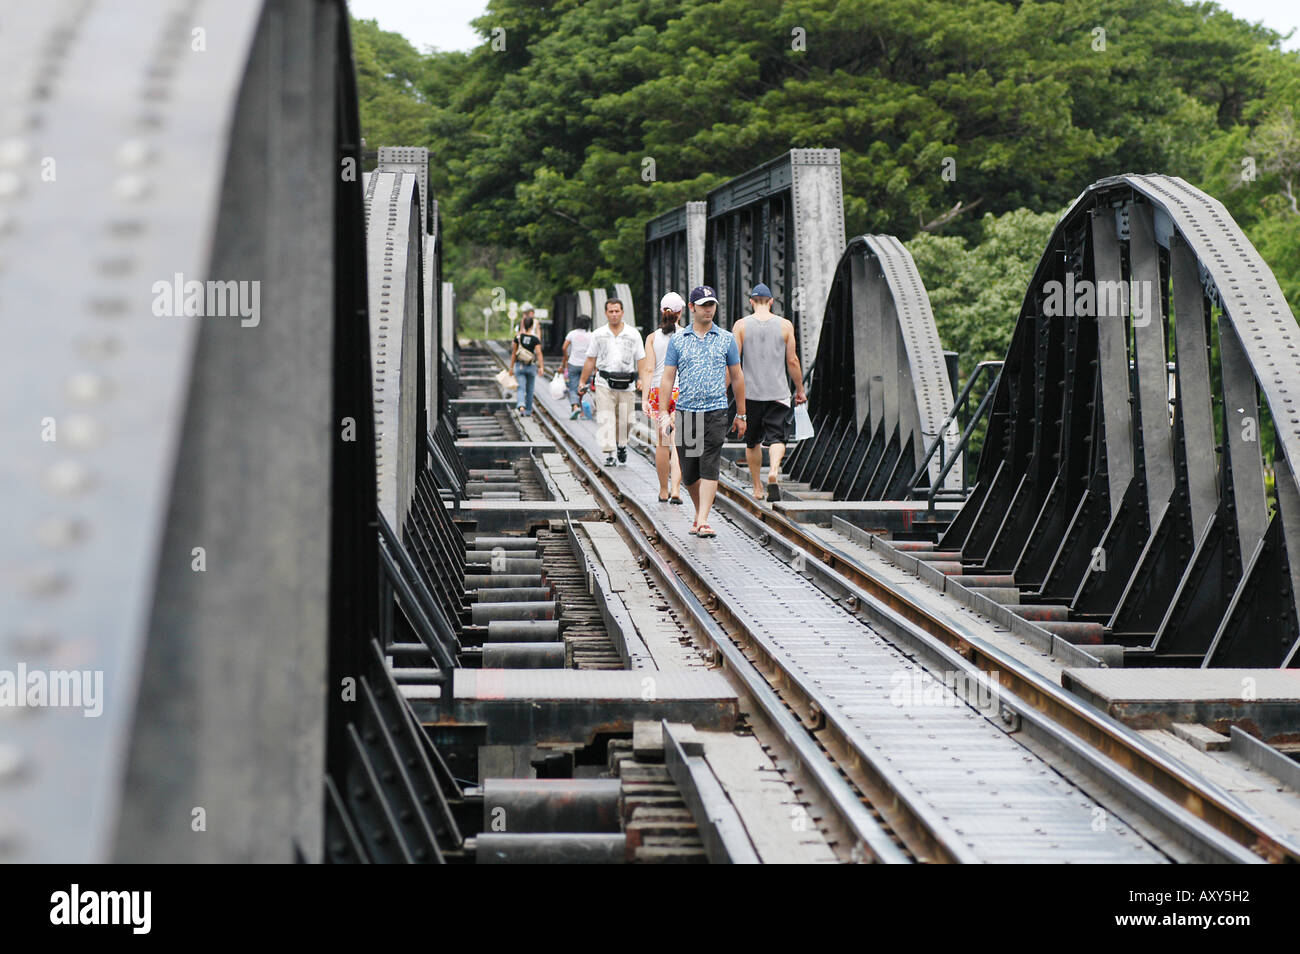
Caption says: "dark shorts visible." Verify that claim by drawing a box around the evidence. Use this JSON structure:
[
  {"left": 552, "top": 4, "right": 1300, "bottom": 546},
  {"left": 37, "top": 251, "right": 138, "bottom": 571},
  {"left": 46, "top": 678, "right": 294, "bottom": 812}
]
[
  {"left": 744, "top": 399, "right": 793, "bottom": 448},
  {"left": 674, "top": 408, "right": 729, "bottom": 484}
]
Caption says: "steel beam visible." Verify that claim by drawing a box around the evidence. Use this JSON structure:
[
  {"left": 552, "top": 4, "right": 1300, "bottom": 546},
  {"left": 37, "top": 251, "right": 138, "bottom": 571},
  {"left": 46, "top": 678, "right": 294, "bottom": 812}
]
[
  {"left": 948, "top": 174, "right": 1300, "bottom": 666},
  {"left": 702, "top": 149, "right": 845, "bottom": 357},
  {"left": 364, "top": 168, "right": 425, "bottom": 536}
]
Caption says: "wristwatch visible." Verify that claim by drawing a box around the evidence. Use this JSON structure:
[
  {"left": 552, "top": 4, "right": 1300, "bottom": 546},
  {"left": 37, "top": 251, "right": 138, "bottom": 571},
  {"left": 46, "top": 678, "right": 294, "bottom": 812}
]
[{"left": 736, "top": 413, "right": 747, "bottom": 420}]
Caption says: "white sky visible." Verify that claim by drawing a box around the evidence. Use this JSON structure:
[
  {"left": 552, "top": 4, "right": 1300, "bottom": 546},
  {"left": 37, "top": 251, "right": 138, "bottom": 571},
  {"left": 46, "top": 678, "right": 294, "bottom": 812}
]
[
  {"left": 1215, "top": 0, "right": 1300, "bottom": 49},
  {"left": 347, "top": 0, "right": 488, "bottom": 53},
  {"left": 346, "top": 0, "right": 1298, "bottom": 54}
]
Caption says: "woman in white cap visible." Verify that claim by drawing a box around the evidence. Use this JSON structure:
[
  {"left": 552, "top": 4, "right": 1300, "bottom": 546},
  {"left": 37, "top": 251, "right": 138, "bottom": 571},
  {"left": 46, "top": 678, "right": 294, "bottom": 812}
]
[{"left": 640, "top": 292, "right": 684, "bottom": 503}]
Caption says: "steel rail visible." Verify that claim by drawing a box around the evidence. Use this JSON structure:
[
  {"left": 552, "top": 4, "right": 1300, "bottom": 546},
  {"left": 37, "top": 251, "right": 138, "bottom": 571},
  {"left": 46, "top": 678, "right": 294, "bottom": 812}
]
[
  {"left": 528, "top": 406, "right": 916, "bottom": 863},
  {"left": 701, "top": 472, "right": 1291, "bottom": 863},
  {"left": 484, "top": 343, "right": 1274, "bottom": 862},
  {"left": 478, "top": 346, "right": 918, "bottom": 861},
  {"left": 530, "top": 386, "right": 1197, "bottom": 862},
  {"left": 489, "top": 348, "right": 1177, "bottom": 862}
]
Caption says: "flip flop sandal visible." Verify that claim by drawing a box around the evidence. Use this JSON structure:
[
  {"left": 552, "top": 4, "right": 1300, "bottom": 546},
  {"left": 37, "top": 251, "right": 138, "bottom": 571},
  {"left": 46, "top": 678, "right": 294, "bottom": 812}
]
[
  {"left": 669, "top": 495, "right": 684, "bottom": 505},
  {"left": 767, "top": 482, "right": 781, "bottom": 502},
  {"left": 696, "top": 524, "right": 717, "bottom": 538},
  {"left": 658, "top": 493, "right": 670, "bottom": 502},
  {"left": 688, "top": 521, "right": 699, "bottom": 535}
]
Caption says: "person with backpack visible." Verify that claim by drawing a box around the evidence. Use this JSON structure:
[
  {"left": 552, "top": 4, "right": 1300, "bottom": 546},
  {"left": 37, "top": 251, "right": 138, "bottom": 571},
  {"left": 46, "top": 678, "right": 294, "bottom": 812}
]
[
  {"left": 562, "top": 315, "right": 593, "bottom": 419},
  {"left": 733, "top": 283, "right": 806, "bottom": 500},
  {"left": 641, "top": 292, "right": 685, "bottom": 503},
  {"left": 510, "top": 313, "right": 545, "bottom": 416},
  {"left": 579, "top": 298, "right": 644, "bottom": 466}
]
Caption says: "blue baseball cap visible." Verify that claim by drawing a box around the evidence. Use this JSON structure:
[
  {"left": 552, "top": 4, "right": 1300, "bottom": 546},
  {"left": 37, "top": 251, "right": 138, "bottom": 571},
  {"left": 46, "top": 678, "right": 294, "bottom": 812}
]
[
  {"left": 750, "top": 282, "right": 772, "bottom": 298},
  {"left": 689, "top": 285, "right": 718, "bottom": 305}
]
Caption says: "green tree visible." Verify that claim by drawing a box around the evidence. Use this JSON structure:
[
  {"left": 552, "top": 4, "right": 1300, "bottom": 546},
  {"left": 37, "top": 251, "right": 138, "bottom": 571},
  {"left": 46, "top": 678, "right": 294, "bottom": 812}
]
[
  {"left": 351, "top": 0, "right": 1300, "bottom": 356},
  {"left": 907, "top": 207, "right": 1063, "bottom": 369}
]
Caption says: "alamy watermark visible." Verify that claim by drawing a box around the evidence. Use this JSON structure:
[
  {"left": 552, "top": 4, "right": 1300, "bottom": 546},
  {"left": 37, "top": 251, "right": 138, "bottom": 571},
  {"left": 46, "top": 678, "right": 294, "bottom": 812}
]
[
  {"left": 890, "top": 668, "right": 1001, "bottom": 711},
  {"left": 0, "top": 664, "right": 103, "bottom": 717},
  {"left": 1041, "top": 274, "right": 1155, "bottom": 326},
  {"left": 151, "top": 273, "right": 261, "bottom": 327},
  {"left": 50, "top": 885, "right": 150, "bottom": 934}
]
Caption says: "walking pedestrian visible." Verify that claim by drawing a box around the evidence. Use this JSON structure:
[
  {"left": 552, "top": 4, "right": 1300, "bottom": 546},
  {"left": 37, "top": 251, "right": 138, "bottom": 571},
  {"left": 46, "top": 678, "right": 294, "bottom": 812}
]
[
  {"left": 510, "top": 312, "right": 545, "bottom": 416},
  {"left": 579, "top": 298, "right": 644, "bottom": 466},
  {"left": 562, "top": 315, "right": 592, "bottom": 419},
  {"left": 642, "top": 292, "right": 684, "bottom": 504},
  {"left": 656, "top": 285, "right": 746, "bottom": 538},
  {"left": 510, "top": 301, "right": 535, "bottom": 340},
  {"left": 733, "top": 283, "right": 806, "bottom": 501}
]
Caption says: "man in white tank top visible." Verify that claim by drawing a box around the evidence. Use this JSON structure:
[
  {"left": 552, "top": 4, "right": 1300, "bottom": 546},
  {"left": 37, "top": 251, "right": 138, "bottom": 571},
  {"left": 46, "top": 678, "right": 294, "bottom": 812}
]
[
  {"left": 640, "top": 292, "right": 685, "bottom": 503},
  {"left": 733, "top": 283, "right": 806, "bottom": 501}
]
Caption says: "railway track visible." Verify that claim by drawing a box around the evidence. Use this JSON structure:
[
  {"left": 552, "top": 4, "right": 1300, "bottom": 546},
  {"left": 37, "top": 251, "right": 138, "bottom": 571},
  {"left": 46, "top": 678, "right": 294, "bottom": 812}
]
[
  {"left": 697, "top": 470, "right": 1300, "bottom": 864},
  {"left": 483, "top": 343, "right": 1272, "bottom": 864},
  {"left": 13, "top": 0, "right": 1295, "bottom": 871}
]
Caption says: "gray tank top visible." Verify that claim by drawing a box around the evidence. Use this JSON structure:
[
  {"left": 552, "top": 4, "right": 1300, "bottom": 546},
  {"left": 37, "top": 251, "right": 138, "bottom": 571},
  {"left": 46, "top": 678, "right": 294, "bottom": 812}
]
[{"left": 741, "top": 314, "right": 791, "bottom": 401}]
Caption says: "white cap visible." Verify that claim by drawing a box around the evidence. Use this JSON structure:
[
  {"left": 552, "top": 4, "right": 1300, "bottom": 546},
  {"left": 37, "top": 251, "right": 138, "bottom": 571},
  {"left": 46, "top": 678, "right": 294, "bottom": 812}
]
[
  {"left": 520, "top": 301, "right": 535, "bottom": 312},
  {"left": 659, "top": 291, "right": 685, "bottom": 313}
]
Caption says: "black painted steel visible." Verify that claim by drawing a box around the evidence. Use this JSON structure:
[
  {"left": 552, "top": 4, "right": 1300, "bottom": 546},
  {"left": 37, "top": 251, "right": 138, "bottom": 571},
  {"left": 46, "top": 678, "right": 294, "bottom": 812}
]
[
  {"left": 325, "top": 641, "right": 464, "bottom": 863},
  {"left": 943, "top": 174, "right": 1300, "bottom": 668},
  {"left": 785, "top": 236, "right": 957, "bottom": 501},
  {"left": 645, "top": 203, "right": 702, "bottom": 327},
  {"left": 548, "top": 292, "right": 579, "bottom": 352}
]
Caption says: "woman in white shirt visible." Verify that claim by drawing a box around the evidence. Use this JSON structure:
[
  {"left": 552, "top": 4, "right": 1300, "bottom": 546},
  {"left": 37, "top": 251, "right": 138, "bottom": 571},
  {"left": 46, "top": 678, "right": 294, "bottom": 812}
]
[
  {"left": 562, "top": 316, "right": 592, "bottom": 419},
  {"left": 641, "top": 292, "right": 684, "bottom": 503}
]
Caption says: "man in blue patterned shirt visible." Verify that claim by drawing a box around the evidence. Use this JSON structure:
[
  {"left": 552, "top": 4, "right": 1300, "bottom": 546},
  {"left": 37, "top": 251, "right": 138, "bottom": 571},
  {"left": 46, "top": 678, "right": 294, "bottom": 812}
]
[{"left": 657, "top": 285, "right": 747, "bottom": 538}]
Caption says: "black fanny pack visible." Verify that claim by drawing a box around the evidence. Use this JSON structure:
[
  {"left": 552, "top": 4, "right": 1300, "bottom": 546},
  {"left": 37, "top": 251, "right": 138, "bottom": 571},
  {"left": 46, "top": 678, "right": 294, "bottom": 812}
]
[{"left": 599, "top": 370, "right": 636, "bottom": 390}]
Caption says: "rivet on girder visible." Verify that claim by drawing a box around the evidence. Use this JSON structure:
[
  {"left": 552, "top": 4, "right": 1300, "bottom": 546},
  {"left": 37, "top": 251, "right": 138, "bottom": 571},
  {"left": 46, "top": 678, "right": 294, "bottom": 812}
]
[
  {"left": 8, "top": 627, "right": 58, "bottom": 656},
  {"left": 0, "top": 139, "right": 32, "bottom": 165},
  {"left": 115, "top": 140, "right": 152, "bottom": 166},
  {"left": 43, "top": 460, "right": 93, "bottom": 496},
  {"left": 19, "top": 566, "right": 69, "bottom": 598},
  {"left": 0, "top": 745, "right": 25, "bottom": 782},
  {"left": 111, "top": 175, "right": 149, "bottom": 201},
  {"left": 35, "top": 517, "right": 87, "bottom": 548}
]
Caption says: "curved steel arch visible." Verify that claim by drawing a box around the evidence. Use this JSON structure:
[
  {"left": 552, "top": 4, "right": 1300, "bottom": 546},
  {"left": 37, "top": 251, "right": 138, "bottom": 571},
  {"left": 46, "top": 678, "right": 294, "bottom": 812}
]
[
  {"left": 0, "top": 0, "right": 380, "bottom": 862},
  {"left": 786, "top": 235, "right": 959, "bottom": 500},
  {"left": 364, "top": 168, "right": 426, "bottom": 537},
  {"left": 943, "top": 173, "right": 1300, "bottom": 668}
]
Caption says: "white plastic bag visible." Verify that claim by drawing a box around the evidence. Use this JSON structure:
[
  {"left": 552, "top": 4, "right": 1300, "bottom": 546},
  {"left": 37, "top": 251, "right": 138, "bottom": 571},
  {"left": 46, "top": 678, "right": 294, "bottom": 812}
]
[
  {"left": 495, "top": 368, "right": 518, "bottom": 392},
  {"left": 793, "top": 403, "right": 815, "bottom": 441},
  {"left": 549, "top": 371, "right": 566, "bottom": 400}
]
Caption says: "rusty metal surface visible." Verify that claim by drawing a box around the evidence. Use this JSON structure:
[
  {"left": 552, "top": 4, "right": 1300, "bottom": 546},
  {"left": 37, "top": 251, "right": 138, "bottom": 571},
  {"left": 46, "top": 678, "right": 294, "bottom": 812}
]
[
  {"left": 482, "top": 778, "right": 623, "bottom": 833},
  {"left": 408, "top": 669, "right": 739, "bottom": 747},
  {"left": 1063, "top": 668, "right": 1300, "bottom": 743}
]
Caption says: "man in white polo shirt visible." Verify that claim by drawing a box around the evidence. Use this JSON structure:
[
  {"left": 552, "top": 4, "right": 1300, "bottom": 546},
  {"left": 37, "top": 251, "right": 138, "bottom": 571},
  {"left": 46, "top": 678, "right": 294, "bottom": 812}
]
[{"left": 579, "top": 297, "right": 644, "bottom": 466}]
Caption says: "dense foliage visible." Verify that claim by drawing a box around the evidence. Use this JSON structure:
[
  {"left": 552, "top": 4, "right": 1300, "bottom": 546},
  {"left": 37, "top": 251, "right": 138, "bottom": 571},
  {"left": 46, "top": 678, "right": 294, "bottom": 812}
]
[{"left": 352, "top": 0, "right": 1300, "bottom": 367}]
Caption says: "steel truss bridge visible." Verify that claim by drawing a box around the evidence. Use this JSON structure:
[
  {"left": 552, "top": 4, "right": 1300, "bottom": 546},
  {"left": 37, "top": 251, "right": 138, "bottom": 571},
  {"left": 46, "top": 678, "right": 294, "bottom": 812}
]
[{"left": 3, "top": 0, "right": 1299, "bottom": 864}]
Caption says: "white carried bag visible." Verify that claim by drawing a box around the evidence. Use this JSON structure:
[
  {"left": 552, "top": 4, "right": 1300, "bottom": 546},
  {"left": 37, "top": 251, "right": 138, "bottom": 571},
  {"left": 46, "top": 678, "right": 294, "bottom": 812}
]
[
  {"left": 494, "top": 368, "right": 518, "bottom": 392},
  {"left": 793, "top": 403, "right": 815, "bottom": 441},
  {"left": 549, "top": 371, "right": 566, "bottom": 400}
]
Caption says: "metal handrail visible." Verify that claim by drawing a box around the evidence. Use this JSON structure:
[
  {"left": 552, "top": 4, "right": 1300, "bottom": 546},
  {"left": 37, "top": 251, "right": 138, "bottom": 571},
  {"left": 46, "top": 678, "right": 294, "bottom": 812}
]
[
  {"left": 377, "top": 514, "right": 459, "bottom": 682},
  {"left": 908, "top": 360, "right": 1002, "bottom": 510}
]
